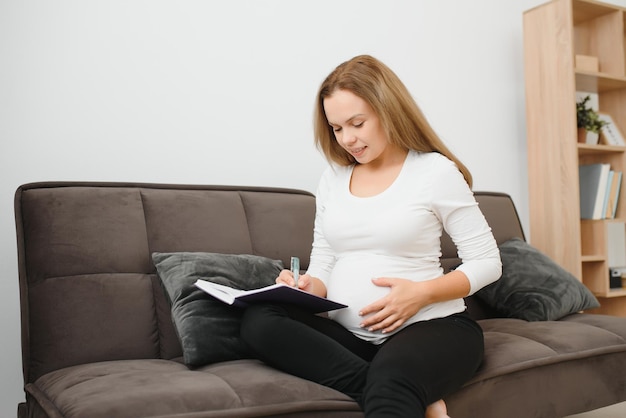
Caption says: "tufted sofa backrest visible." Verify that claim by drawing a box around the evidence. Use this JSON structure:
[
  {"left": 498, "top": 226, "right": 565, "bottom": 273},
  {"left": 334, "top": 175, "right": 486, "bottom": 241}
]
[{"left": 15, "top": 182, "right": 315, "bottom": 383}]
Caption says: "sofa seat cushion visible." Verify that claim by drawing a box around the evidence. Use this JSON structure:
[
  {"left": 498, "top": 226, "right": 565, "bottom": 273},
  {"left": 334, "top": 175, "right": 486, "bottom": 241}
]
[
  {"left": 476, "top": 315, "right": 626, "bottom": 379},
  {"left": 445, "top": 314, "right": 626, "bottom": 417},
  {"left": 27, "top": 359, "right": 361, "bottom": 418}
]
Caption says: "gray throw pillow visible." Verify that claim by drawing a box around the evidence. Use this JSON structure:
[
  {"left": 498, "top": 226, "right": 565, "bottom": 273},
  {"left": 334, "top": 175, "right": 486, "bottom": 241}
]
[
  {"left": 475, "top": 238, "right": 600, "bottom": 321},
  {"left": 152, "top": 252, "right": 282, "bottom": 368}
]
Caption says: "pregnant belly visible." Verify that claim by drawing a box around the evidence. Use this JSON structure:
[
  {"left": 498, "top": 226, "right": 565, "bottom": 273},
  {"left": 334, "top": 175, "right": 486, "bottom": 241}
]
[{"left": 325, "top": 256, "right": 438, "bottom": 333}]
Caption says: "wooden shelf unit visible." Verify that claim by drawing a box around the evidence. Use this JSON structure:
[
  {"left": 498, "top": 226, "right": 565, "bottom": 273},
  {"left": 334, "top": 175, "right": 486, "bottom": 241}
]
[{"left": 524, "top": 0, "right": 626, "bottom": 316}]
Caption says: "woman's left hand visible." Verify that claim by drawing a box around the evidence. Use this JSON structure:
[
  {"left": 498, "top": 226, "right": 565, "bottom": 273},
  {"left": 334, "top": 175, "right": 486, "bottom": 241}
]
[{"left": 358, "top": 277, "right": 429, "bottom": 334}]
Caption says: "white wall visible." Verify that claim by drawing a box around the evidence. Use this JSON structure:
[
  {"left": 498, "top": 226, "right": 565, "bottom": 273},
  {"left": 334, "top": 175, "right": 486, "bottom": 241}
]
[{"left": 3, "top": 0, "right": 626, "bottom": 415}]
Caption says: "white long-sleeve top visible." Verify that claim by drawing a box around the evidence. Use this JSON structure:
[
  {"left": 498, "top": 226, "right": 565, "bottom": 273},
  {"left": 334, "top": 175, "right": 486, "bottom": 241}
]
[{"left": 306, "top": 150, "right": 502, "bottom": 343}]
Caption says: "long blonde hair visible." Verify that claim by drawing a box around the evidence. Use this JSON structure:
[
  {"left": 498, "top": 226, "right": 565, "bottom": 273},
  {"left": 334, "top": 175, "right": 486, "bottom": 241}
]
[{"left": 313, "top": 55, "right": 472, "bottom": 187}]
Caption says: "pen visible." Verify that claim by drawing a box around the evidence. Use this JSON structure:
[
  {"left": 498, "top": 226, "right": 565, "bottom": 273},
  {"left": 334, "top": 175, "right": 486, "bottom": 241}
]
[{"left": 290, "top": 256, "right": 300, "bottom": 288}]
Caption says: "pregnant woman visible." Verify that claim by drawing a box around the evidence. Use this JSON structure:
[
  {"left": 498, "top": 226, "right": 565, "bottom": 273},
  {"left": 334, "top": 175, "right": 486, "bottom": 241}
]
[{"left": 240, "top": 54, "right": 502, "bottom": 418}]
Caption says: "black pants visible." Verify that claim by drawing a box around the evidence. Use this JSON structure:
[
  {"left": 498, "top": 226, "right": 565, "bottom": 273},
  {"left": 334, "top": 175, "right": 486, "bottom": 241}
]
[{"left": 240, "top": 304, "right": 484, "bottom": 418}]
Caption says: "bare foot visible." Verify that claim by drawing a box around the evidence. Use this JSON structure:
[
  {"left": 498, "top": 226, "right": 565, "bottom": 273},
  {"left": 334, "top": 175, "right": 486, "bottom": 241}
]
[{"left": 425, "top": 399, "right": 450, "bottom": 418}]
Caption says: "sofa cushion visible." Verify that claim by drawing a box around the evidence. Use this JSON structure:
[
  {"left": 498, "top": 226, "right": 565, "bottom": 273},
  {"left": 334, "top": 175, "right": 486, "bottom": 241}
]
[
  {"left": 28, "top": 359, "right": 360, "bottom": 418},
  {"left": 446, "top": 315, "right": 626, "bottom": 417},
  {"left": 475, "top": 238, "right": 599, "bottom": 321},
  {"left": 153, "top": 252, "right": 282, "bottom": 367}
]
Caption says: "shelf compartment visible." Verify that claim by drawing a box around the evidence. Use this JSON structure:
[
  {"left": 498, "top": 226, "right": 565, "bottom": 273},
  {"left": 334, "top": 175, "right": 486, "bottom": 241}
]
[
  {"left": 573, "top": 0, "right": 622, "bottom": 24},
  {"left": 582, "top": 258, "right": 610, "bottom": 294},
  {"left": 573, "top": 1, "right": 625, "bottom": 78},
  {"left": 576, "top": 71, "right": 626, "bottom": 93}
]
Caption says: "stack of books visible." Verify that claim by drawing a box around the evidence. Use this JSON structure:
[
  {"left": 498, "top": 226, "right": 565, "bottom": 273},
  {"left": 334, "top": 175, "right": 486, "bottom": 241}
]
[{"left": 579, "top": 163, "right": 622, "bottom": 220}]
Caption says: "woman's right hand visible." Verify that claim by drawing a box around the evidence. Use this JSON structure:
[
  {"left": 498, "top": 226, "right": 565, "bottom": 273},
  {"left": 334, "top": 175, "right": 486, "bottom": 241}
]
[{"left": 276, "top": 270, "right": 314, "bottom": 293}]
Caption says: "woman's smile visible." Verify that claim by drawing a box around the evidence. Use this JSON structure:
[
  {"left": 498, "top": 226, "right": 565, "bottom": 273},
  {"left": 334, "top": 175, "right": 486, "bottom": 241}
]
[{"left": 349, "top": 146, "right": 367, "bottom": 158}]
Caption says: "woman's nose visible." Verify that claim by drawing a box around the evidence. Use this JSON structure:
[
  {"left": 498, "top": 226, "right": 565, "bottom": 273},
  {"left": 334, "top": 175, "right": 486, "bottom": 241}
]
[{"left": 341, "top": 128, "right": 357, "bottom": 145}]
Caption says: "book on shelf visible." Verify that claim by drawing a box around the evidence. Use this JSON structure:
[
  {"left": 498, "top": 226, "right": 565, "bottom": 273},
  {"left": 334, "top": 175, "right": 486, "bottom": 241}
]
[
  {"left": 599, "top": 113, "right": 626, "bottom": 147},
  {"left": 605, "top": 171, "right": 622, "bottom": 219},
  {"left": 579, "top": 163, "right": 611, "bottom": 220},
  {"left": 601, "top": 170, "right": 614, "bottom": 217},
  {"left": 194, "top": 279, "right": 348, "bottom": 313}
]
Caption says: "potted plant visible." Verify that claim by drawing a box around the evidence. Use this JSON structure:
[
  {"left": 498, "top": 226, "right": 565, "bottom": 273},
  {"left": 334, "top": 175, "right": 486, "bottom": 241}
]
[{"left": 577, "top": 95, "right": 607, "bottom": 144}]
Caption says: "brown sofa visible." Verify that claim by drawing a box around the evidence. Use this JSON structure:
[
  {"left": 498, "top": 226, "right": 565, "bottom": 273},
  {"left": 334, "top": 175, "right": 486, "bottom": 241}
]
[{"left": 14, "top": 182, "right": 626, "bottom": 418}]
